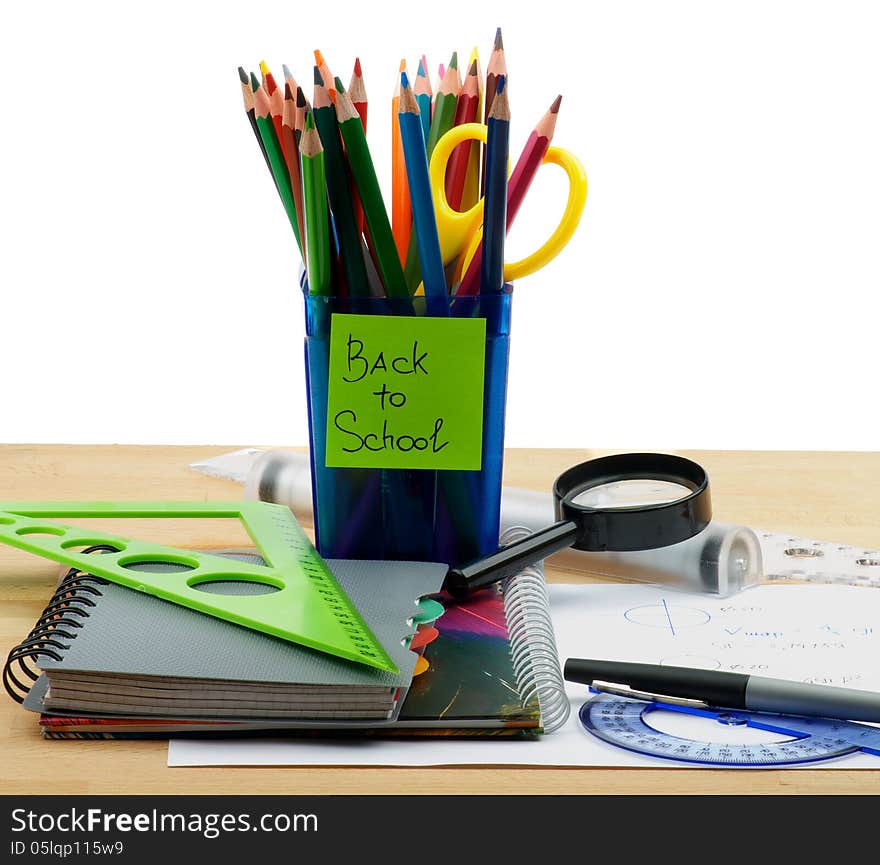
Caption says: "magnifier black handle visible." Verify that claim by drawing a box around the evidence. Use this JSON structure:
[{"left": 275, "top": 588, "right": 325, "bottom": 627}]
[{"left": 445, "top": 521, "right": 580, "bottom": 596}]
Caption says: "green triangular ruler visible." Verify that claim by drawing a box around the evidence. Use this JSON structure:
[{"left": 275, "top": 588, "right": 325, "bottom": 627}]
[{"left": 0, "top": 500, "right": 397, "bottom": 673}]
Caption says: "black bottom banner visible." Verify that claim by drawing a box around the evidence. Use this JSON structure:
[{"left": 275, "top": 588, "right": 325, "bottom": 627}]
[{"left": 0, "top": 794, "right": 871, "bottom": 861}]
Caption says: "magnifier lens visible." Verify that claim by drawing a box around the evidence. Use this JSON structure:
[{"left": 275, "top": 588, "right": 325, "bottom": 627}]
[{"left": 570, "top": 479, "right": 693, "bottom": 509}]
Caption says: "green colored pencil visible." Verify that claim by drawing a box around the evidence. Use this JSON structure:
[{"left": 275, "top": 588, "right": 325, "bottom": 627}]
[
  {"left": 300, "top": 113, "right": 331, "bottom": 297},
  {"left": 313, "top": 67, "right": 368, "bottom": 296},
  {"left": 425, "top": 52, "right": 461, "bottom": 157},
  {"left": 253, "top": 81, "right": 302, "bottom": 253},
  {"left": 335, "top": 88, "right": 408, "bottom": 299}
]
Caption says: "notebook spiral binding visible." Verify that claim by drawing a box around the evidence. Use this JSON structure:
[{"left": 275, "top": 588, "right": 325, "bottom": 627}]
[
  {"left": 2, "top": 545, "right": 115, "bottom": 704},
  {"left": 500, "top": 526, "right": 570, "bottom": 733}
]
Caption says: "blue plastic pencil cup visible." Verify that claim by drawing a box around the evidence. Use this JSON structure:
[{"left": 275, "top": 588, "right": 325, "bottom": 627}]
[{"left": 303, "top": 286, "right": 512, "bottom": 567}]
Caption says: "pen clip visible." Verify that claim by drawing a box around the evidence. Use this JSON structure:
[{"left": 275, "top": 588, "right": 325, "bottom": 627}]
[{"left": 590, "top": 680, "right": 711, "bottom": 710}]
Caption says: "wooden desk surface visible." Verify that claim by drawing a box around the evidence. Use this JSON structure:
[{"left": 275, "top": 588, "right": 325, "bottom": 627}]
[{"left": 2, "top": 444, "right": 879, "bottom": 795}]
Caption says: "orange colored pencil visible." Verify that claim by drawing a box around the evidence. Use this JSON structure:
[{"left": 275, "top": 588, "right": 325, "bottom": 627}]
[{"left": 391, "top": 58, "right": 411, "bottom": 261}]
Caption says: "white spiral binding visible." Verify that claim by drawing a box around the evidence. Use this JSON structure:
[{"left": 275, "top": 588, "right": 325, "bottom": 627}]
[{"left": 500, "top": 525, "right": 570, "bottom": 733}]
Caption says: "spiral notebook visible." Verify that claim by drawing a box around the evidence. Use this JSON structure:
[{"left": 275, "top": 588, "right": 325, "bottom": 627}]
[
  {"left": 8, "top": 553, "right": 446, "bottom": 726},
  {"left": 11, "top": 553, "right": 568, "bottom": 738}
]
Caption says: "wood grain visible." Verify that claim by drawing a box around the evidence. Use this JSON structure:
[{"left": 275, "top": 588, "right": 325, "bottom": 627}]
[{"left": 2, "top": 444, "right": 879, "bottom": 794}]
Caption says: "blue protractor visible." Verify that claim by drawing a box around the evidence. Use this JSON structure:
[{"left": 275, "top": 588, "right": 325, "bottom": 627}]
[{"left": 579, "top": 694, "right": 880, "bottom": 767}]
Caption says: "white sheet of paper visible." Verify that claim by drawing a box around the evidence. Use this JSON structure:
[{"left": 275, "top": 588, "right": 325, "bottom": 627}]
[{"left": 169, "top": 584, "right": 880, "bottom": 768}]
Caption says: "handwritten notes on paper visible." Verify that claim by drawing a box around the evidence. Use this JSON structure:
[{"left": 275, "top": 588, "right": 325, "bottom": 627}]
[
  {"left": 325, "top": 314, "right": 486, "bottom": 470},
  {"left": 549, "top": 583, "right": 880, "bottom": 690}
]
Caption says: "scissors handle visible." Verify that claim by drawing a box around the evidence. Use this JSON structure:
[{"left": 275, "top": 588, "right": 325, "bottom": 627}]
[
  {"left": 431, "top": 123, "right": 588, "bottom": 290},
  {"left": 504, "top": 145, "right": 587, "bottom": 281},
  {"left": 429, "top": 122, "right": 487, "bottom": 265}
]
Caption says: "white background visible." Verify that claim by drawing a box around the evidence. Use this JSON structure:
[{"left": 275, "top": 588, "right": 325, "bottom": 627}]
[{"left": 2, "top": 1, "right": 878, "bottom": 449}]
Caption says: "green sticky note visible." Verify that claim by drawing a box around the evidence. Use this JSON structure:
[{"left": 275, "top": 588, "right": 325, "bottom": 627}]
[{"left": 325, "top": 314, "right": 486, "bottom": 470}]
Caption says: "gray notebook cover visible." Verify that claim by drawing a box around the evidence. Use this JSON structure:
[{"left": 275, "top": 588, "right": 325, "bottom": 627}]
[{"left": 36, "top": 556, "right": 446, "bottom": 689}]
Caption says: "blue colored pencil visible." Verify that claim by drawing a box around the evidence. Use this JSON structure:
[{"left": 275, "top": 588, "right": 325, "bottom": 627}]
[
  {"left": 414, "top": 58, "right": 432, "bottom": 144},
  {"left": 481, "top": 75, "right": 510, "bottom": 294},
  {"left": 398, "top": 71, "right": 449, "bottom": 316}
]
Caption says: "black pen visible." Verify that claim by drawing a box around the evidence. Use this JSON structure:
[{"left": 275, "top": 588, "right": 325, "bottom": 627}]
[{"left": 564, "top": 658, "right": 880, "bottom": 723}]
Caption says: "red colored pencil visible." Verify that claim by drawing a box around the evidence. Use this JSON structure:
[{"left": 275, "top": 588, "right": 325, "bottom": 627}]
[
  {"left": 260, "top": 61, "right": 284, "bottom": 146},
  {"left": 349, "top": 57, "right": 368, "bottom": 131},
  {"left": 445, "top": 58, "right": 480, "bottom": 210}
]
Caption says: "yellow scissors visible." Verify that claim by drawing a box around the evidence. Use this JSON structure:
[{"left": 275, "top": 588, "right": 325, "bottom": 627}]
[{"left": 428, "top": 122, "right": 588, "bottom": 289}]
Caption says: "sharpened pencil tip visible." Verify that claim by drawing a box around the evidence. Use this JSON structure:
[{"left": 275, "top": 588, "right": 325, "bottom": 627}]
[
  {"left": 550, "top": 94, "right": 562, "bottom": 113},
  {"left": 285, "top": 82, "right": 293, "bottom": 100},
  {"left": 398, "top": 58, "right": 407, "bottom": 72},
  {"left": 334, "top": 76, "right": 345, "bottom": 93},
  {"left": 305, "top": 110, "right": 316, "bottom": 131},
  {"left": 259, "top": 59, "right": 270, "bottom": 76},
  {"left": 449, "top": 51, "right": 458, "bottom": 70},
  {"left": 282, "top": 64, "right": 293, "bottom": 80},
  {"left": 494, "top": 27, "right": 503, "bottom": 50},
  {"left": 238, "top": 66, "right": 248, "bottom": 84},
  {"left": 296, "top": 85, "right": 307, "bottom": 107},
  {"left": 496, "top": 75, "right": 506, "bottom": 95},
  {"left": 354, "top": 56, "right": 362, "bottom": 77},
  {"left": 314, "top": 49, "right": 325, "bottom": 66},
  {"left": 400, "top": 70, "right": 410, "bottom": 90},
  {"left": 468, "top": 59, "right": 477, "bottom": 75},
  {"left": 249, "top": 71, "right": 260, "bottom": 91},
  {"left": 417, "top": 57, "right": 425, "bottom": 76},
  {"left": 313, "top": 66, "right": 324, "bottom": 87}
]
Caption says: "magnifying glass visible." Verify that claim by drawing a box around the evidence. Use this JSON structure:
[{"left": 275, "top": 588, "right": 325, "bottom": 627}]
[
  {"left": 230, "top": 448, "right": 762, "bottom": 597},
  {"left": 445, "top": 453, "right": 715, "bottom": 595}
]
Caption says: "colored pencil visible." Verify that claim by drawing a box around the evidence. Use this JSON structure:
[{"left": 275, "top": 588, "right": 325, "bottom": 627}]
[
  {"left": 313, "top": 67, "right": 368, "bottom": 295},
  {"left": 480, "top": 76, "right": 510, "bottom": 294},
  {"left": 260, "top": 61, "right": 285, "bottom": 144},
  {"left": 349, "top": 57, "right": 368, "bottom": 130},
  {"left": 391, "top": 59, "right": 411, "bottom": 262},
  {"left": 462, "top": 47, "right": 483, "bottom": 209},
  {"left": 259, "top": 60, "right": 275, "bottom": 92},
  {"left": 281, "top": 82, "right": 306, "bottom": 245},
  {"left": 337, "top": 88, "right": 408, "bottom": 299},
  {"left": 445, "top": 58, "right": 480, "bottom": 210},
  {"left": 404, "top": 53, "right": 461, "bottom": 292},
  {"left": 253, "top": 82, "right": 302, "bottom": 252},
  {"left": 314, "top": 49, "right": 337, "bottom": 105},
  {"left": 414, "top": 58, "right": 432, "bottom": 144},
  {"left": 457, "top": 94, "right": 562, "bottom": 296},
  {"left": 483, "top": 28, "right": 506, "bottom": 194},
  {"left": 239, "top": 66, "right": 274, "bottom": 185},
  {"left": 335, "top": 77, "right": 367, "bottom": 251},
  {"left": 294, "top": 86, "right": 309, "bottom": 145},
  {"left": 398, "top": 72, "right": 448, "bottom": 315},
  {"left": 282, "top": 64, "right": 297, "bottom": 91},
  {"left": 300, "top": 112, "right": 331, "bottom": 296},
  {"left": 425, "top": 52, "right": 461, "bottom": 156}
]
